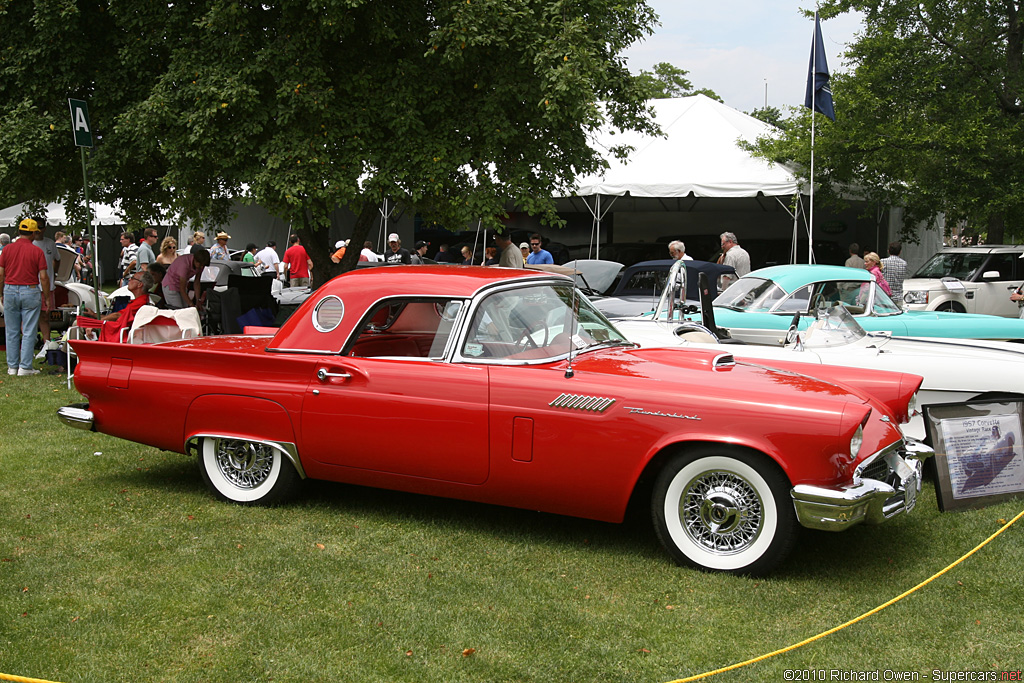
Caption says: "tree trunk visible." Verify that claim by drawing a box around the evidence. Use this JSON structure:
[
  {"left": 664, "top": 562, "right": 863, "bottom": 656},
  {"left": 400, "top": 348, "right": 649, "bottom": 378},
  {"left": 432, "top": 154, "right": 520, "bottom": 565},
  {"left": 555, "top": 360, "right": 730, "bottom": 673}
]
[
  {"left": 336, "top": 201, "right": 380, "bottom": 274},
  {"left": 988, "top": 213, "right": 1006, "bottom": 244}
]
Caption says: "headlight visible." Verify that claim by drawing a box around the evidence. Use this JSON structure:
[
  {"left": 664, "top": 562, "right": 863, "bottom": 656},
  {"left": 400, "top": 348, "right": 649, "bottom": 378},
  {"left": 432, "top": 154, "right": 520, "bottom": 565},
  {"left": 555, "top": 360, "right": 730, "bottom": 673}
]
[
  {"left": 850, "top": 424, "right": 864, "bottom": 460},
  {"left": 907, "top": 392, "right": 920, "bottom": 422},
  {"left": 903, "top": 290, "right": 929, "bottom": 305}
]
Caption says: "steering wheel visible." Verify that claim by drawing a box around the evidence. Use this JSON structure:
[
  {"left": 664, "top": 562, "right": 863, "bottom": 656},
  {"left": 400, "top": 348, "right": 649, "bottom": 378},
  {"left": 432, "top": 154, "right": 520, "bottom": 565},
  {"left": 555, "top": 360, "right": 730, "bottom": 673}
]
[
  {"left": 515, "top": 321, "right": 549, "bottom": 351},
  {"left": 784, "top": 311, "right": 802, "bottom": 346}
]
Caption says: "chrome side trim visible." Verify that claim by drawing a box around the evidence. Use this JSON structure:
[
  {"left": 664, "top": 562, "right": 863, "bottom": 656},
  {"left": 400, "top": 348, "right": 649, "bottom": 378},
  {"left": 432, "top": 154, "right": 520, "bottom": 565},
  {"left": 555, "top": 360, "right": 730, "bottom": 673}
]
[
  {"left": 548, "top": 393, "right": 616, "bottom": 412},
  {"left": 57, "top": 403, "right": 95, "bottom": 431},
  {"left": 792, "top": 440, "right": 932, "bottom": 532},
  {"left": 185, "top": 434, "right": 307, "bottom": 480}
]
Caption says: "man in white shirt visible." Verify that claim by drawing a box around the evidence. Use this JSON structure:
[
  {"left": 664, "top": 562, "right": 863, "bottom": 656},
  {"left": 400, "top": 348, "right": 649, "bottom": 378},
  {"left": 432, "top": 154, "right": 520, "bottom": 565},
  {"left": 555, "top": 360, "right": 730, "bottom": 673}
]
[
  {"left": 360, "top": 241, "right": 380, "bottom": 262},
  {"left": 717, "top": 232, "right": 751, "bottom": 277},
  {"left": 256, "top": 241, "right": 281, "bottom": 277},
  {"left": 667, "top": 240, "right": 694, "bottom": 261}
]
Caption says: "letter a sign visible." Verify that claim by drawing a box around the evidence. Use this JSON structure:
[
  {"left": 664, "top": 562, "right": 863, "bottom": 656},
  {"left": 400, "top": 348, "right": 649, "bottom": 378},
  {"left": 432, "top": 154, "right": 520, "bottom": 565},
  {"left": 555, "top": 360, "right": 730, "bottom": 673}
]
[{"left": 68, "top": 99, "right": 93, "bottom": 148}]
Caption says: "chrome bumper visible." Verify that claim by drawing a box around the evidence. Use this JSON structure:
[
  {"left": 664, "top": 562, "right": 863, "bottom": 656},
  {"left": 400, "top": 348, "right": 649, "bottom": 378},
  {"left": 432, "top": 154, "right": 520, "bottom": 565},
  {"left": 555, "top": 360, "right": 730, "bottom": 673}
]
[
  {"left": 57, "top": 402, "right": 95, "bottom": 431},
  {"left": 791, "top": 438, "right": 932, "bottom": 532}
]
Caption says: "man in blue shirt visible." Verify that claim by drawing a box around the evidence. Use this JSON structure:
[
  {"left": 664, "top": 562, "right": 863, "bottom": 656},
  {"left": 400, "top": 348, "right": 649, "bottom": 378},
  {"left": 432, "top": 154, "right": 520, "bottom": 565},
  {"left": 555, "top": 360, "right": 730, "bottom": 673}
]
[{"left": 525, "top": 233, "right": 554, "bottom": 265}]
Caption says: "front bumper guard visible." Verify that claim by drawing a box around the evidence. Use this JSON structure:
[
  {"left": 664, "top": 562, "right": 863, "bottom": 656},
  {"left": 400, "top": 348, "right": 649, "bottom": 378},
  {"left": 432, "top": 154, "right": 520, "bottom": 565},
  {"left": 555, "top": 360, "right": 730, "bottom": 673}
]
[
  {"left": 57, "top": 402, "right": 95, "bottom": 431},
  {"left": 791, "top": 438, "right": 932, "bottom": 532}
]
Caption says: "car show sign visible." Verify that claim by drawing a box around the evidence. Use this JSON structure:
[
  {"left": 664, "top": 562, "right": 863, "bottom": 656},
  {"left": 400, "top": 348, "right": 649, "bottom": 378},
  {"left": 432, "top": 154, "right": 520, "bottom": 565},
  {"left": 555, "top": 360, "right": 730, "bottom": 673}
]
[{"left": 925, "top": 399, "right": 1024, "bottom": 511}]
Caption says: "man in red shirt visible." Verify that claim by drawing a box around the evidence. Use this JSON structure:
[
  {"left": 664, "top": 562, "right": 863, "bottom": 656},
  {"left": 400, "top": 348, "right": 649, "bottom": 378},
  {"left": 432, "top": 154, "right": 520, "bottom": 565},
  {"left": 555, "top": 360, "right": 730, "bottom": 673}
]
[
  {"left": 0, "top": 219, "right": 51, "bottom": 375},
  {"left": 283, "top": 235, "right": 312, "bottom": 287}
]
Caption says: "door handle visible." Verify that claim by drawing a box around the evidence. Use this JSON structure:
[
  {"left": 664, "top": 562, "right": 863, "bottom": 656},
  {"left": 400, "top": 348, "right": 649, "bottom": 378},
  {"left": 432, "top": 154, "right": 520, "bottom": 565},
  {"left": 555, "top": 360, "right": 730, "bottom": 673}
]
[{"left": 317, "top": 368, "right": 351, "bottom": 382}]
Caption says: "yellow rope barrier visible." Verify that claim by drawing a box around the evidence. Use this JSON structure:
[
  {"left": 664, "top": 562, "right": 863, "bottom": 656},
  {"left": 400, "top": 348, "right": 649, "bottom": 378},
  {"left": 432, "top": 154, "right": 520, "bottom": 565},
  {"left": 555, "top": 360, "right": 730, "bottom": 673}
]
[
  {"left": 0, "top": 674, "right": 64, "bottom": 683},
  {"left": 665, "top": 506, "right": 1024, "bottom": 683}
]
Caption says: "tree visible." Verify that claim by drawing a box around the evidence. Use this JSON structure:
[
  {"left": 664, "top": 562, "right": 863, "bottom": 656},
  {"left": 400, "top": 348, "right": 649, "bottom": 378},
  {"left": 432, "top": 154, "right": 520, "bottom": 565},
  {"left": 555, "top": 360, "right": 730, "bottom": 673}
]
[
  {"left": 747, "top": 106, "right": 786, "bottom": 130},
  {"left": 634, "top": 62, "right": 722, "bottom": 101},
  {"left": 0, "top": 0, "right": 659, "bottom": 284},
  {"left": 747, "top": 2, "right": 1024, "bottom": 243}
]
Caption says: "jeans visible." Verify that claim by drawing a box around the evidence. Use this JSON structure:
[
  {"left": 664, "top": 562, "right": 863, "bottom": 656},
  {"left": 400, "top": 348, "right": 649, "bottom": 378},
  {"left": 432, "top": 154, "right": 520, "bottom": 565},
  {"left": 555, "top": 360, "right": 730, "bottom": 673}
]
[{"left": 3, "top": 285, "right": 42, "bottom": 370}]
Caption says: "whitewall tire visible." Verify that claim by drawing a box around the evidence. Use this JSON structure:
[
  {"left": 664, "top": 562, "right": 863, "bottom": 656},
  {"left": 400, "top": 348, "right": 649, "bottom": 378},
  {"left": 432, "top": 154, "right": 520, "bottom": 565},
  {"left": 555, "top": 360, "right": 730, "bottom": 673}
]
[
  {"left": 198, "top": 437, "right": 300, "bottom": 505},
  {"left": 652, "top": 447, "right": 797, "bottom": 575}
]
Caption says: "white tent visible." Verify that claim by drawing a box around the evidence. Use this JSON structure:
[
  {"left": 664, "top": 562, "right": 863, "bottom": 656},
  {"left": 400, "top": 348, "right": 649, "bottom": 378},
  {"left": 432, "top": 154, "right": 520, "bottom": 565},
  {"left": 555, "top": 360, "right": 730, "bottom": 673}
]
[
  {"left": 571, "top": 95, "right": 809, "bottom": 261},
  {"left": 574, "top": 94, "right": 801, "bottom": 198},
  {"left": 0, "top": 201, "right": 129, "bottom": 228}
]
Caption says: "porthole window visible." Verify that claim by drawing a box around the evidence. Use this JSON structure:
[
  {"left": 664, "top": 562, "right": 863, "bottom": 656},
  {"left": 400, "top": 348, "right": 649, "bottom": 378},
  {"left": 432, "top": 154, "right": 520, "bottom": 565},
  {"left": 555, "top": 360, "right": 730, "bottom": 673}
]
[{"left": 312, "top": 296, "right": 345, "bottom": 333}]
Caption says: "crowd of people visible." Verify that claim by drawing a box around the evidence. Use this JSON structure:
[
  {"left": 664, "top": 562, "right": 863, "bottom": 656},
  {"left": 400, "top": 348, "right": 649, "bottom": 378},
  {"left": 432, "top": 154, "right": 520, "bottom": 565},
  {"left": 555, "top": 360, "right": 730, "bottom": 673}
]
[
  {"left": 847, "top": 241, "right": 909, "bottom": 307},
  {"left": 4, "top": 216, "right": 963, "bottom": 376}
]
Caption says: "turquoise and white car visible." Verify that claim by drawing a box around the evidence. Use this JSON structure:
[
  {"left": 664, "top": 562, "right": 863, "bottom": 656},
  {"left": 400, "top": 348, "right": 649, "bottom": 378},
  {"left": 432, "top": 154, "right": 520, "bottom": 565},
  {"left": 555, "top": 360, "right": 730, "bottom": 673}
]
[{"left": 705, "top": 265, "right": 1024, "bottom": 345}]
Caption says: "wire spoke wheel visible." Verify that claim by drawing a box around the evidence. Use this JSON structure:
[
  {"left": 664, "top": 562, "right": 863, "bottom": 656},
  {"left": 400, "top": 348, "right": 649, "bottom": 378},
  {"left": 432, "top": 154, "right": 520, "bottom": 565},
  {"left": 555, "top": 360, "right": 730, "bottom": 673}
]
[
  {"left": 216, "top": 440, "right": 275, "bottom": 490},
  {"left": 682, "top": 470, "right": 764, "bottom": 555}
]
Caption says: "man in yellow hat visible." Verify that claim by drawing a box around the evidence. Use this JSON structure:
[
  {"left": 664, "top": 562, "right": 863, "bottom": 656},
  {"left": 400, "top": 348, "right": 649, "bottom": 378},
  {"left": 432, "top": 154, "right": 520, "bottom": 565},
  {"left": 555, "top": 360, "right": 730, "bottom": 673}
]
[
  {"left": 0, "top": 219, "right": 51, "bottom": 375},
  {"left": 209, "top": 231, "right": 231, "bottom": 261}
]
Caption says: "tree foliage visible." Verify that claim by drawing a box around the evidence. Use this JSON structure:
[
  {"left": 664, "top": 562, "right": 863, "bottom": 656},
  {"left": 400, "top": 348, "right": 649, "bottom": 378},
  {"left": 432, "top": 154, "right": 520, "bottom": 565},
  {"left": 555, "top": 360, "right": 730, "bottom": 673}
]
[
  {"left": 0, "top": 0, "right": 657, "bottom": 283},
  {"left": 747, "top": 1, "right": 1024, "bottom": 243},
  {"left": 634, "top": 62, "right": 721, "bottom": 101}
]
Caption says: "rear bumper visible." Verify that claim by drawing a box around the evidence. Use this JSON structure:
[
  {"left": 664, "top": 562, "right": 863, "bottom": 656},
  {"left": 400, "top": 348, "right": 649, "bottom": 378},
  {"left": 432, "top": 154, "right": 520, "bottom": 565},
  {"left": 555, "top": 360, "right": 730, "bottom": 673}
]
[
  {"left": 791, "top": 438, "right": 932, "bottom": 532},
  {"left": 57, "top": 402, "right": 95, "bottom": 431}
]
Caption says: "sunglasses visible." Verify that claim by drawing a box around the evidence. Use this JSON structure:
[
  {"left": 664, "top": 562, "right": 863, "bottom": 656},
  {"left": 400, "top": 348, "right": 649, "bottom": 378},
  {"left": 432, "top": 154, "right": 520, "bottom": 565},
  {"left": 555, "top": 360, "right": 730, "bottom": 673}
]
[{"left": 530, "top": 242, "right": 540, "bottom": 247}]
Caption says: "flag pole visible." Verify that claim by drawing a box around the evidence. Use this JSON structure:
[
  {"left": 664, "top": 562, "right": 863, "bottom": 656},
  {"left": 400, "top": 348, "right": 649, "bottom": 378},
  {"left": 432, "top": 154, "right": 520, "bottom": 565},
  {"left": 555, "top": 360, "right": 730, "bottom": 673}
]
[{"left": 809, "top": 12, "right": 817, "bottom": 265}]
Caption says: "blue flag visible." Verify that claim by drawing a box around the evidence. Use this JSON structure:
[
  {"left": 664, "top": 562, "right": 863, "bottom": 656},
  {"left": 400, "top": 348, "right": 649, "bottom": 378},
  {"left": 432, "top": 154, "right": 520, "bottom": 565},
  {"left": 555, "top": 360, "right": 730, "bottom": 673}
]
[{"left": 804, "top": 13, "right": 835, "bottom": 120}]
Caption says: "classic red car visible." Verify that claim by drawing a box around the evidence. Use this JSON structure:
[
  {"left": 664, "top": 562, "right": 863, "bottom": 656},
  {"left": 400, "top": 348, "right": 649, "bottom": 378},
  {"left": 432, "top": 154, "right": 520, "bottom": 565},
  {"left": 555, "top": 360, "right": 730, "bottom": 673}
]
[{"left": 59, "top": 265, "right": 931, "bottom": 575}]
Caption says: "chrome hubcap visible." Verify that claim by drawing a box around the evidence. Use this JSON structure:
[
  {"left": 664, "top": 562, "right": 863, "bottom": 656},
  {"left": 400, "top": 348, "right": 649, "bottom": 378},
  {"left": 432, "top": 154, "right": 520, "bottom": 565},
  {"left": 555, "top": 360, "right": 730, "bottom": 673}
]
[
  {"left": 681, "top": 470, "right": 763, "bottom": 555},
  {"left": 215, "top": 439, "right": 273, "bottom": 490}
]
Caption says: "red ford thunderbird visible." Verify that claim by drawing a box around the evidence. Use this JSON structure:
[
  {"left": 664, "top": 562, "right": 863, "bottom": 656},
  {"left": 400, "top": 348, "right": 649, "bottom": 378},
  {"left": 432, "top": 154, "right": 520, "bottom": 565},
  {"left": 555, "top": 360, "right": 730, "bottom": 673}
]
[{"left": 59, "top": 265, "right": 931, "bottom": 575}]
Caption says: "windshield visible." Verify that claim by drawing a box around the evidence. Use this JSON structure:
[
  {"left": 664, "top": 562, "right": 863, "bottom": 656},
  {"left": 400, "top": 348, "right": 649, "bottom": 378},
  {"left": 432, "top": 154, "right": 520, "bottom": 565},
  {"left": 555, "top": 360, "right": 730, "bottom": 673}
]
[
  {"left": 913, "top": 252, "right": 989, "bottom": 280},
  {"left": 713, "top": 277, "right": 788, "bottom": 311},
  {"left": 461, "top": 284, "right": 628, "bottom": 360},
  {"left": 798, "top": 305, "right": 867, "bottom": 348}
]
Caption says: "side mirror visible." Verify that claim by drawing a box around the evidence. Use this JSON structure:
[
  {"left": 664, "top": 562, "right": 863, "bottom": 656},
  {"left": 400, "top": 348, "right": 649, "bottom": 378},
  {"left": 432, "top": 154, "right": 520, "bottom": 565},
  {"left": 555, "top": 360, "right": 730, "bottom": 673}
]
[{"left": 980, "top": 270, "right": 1003, "bottom": 280}]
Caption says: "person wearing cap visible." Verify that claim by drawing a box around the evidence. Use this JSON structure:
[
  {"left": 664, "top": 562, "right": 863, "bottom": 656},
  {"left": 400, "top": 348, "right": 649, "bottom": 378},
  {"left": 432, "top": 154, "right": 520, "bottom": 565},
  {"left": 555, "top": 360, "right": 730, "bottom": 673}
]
[
  {"left": 410, "top": 240, "right": 429, "bottom": 265},
  {"left": 283, "top": 234, "right": 312, "bottom": 286},
  {"left": 241, "top": 243, "right": 261, "bottom": 276},
  {"left": 330, "top": 240, "right": 347, "bottom": 264},
  {"left": 494, "top": 232, "right": 523, "bottom": 268},
  {"left": 383, "top": 233, "right": 412, "bottom": 265},
  {"left": 0, "top": 219, "right": 51, "bottom": 375},
  {"left": 519, "top": 242, "right": 530, "bottom": 263},
  {"left": 526, "top": 233, "right": 554, "bottom": 265},
  {"left": 209, "top": 231, "right": 231, "bottom": 261}
]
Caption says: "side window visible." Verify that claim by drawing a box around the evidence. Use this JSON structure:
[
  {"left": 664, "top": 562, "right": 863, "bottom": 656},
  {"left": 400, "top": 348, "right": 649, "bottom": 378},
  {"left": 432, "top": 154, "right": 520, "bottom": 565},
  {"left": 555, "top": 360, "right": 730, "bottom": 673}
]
[
  {"left": 348, "top": 299, "right": 463, "bottom": 359},
  {"left": 984, "top": 254, "right": 1015, "bottom": 280},
  {"left": 775, "top": 284, "right": 812, "bottom": 313}
]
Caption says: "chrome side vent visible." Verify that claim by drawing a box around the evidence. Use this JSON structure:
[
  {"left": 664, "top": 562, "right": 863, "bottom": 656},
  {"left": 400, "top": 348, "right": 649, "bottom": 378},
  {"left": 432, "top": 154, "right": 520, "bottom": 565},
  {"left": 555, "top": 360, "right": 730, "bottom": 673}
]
[
  {"left": 548, "top": 393, "right": 616, "bottom": 413},
  {"left": 712, "top": 353, "right": 736, "bottom": 370}
]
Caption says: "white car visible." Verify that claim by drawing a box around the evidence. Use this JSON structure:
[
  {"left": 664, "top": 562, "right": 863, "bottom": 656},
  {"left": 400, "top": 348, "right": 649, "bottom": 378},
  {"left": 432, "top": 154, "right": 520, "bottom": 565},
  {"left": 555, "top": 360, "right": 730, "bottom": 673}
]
[
  {"left": 902, "top": 246, "right": 1024, "bottom": 317},
  {"left": 612, "top": 259, "right": 1024, "bottom": 441}
]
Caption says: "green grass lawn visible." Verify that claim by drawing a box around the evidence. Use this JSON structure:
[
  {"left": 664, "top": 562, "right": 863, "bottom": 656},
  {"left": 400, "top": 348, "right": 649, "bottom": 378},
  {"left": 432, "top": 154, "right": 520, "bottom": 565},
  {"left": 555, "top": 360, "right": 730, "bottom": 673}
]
[{"left": 1, "top": 360, "right": 1022, "bottom": 682}]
